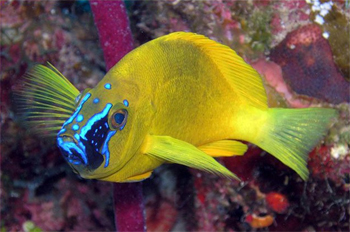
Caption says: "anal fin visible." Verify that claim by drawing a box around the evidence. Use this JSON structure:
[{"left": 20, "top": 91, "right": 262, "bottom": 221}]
[
  {"left": 144, "top": 135, "right": 239, "bottom": 180},
  {"left": 198, "top": 140, "right": 248, "bottom": 157}
]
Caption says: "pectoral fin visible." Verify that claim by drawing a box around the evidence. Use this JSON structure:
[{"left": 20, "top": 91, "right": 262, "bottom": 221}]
[
  {"left": 198, "top": 140, "right": 248, "bottom": 157},
  {"left": 144, "top": 135, "right": 239, "bottom": 180}
]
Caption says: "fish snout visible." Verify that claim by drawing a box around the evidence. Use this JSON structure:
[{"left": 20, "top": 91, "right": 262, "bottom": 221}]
[
  {"left": 57, "top": 135, "right": 87, "bottom": 166},
  {"left": 57, "top": 134, "right": 105, "bottom": 172}
]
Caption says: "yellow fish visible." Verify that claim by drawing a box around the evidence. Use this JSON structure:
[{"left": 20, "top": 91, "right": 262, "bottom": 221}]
[{"left": 17, "top": 32, "right": 337, "bottom": 182}]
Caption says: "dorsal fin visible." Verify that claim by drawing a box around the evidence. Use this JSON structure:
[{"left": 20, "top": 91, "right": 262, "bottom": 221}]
[{"left": 161, "top": 32, "right": 268, "bottom": 109}]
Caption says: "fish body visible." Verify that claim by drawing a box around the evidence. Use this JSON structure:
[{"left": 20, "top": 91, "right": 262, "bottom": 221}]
[{"left": 17, "top": 32, "right": 337, "bottom": 182}]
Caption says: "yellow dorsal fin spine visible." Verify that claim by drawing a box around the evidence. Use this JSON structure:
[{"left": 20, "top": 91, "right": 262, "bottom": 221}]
[{"left": 161, "top": 32, "right": 268, "bottom": 109}]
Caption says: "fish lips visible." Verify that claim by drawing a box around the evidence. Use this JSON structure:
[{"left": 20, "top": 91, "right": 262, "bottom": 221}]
[{"left": 57, "top": 135, "right": 104, "bottom": 172}]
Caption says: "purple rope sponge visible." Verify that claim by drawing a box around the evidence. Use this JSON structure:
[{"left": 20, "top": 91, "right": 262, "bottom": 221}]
[
  {"left": 90, "top": 1, "right": 146, "bottom": 231},
  {"left": 90, "top": 0, "right": 134, "bottom": 70}
]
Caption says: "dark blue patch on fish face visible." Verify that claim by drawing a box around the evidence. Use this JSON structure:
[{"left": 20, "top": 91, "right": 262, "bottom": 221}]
[
  {"left": 57, "top": 103, "right": 116, "bottom": 171},
  {"left": 85, "top": 113, "right": 109, "bottom": 153},
  {"left": 57, "top": 136, "right": 104, "bottom": 170},
  {"left": 79, "top": 137, "right": 104, "bottom": 169}
]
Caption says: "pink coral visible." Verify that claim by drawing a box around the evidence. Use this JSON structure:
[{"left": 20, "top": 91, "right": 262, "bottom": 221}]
[{"left": 251, "top": 59, "right": 312, "bottom": 108}]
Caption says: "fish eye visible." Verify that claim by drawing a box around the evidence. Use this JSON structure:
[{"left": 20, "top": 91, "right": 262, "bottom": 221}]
[{"left": 111, "top": 109, "right": 128, "bottom": 130}]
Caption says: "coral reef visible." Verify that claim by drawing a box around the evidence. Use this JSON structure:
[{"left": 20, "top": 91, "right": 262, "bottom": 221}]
[
  {"left": 1, "top": 0, "right": 349, "bottom": 231},
  {"left": 1, "top": 1, "right": 113, "bottom": 231},
  {"left": 128, "top": 1, "right": 349, "bottom": 231}
]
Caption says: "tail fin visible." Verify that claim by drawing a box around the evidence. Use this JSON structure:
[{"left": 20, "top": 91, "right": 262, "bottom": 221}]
[{"left": 256, "top": 108, "right": 337, "bottom": 180}]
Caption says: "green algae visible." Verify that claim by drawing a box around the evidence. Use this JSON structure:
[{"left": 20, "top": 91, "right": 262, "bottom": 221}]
[
  {"left": 243, "top": 8, "right": 273, "bottom": 54},
  {"left": 326, "top": 103, "right": 350, "bottom": 146},
  {"left": 22, "top": 221, "right": 43, "bottom": 232}
]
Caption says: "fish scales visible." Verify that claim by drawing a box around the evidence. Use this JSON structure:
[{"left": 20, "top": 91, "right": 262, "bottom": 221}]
[{"left": 108, "top": 37, "right": 239, "bottom": 146}]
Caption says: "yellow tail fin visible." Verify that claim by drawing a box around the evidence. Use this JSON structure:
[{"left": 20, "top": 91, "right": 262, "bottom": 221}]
[{"left": 256, "top": 108, "right": 337, "bottom": 180}]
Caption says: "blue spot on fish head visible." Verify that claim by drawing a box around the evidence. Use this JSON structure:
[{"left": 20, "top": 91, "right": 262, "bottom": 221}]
[
  {"left": 76, "top": 114, "right": 84, "bottom": 122},
  {"left": 93, "top": 98, "right": 100, "bottom": 104},
  {"left": 123, "top": 99, "right": 129, "bottom": 107}
]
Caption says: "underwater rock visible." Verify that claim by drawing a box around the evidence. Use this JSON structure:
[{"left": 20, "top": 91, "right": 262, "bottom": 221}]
[
  {"left": 270, "top": 24, "right": 349, "bottom": 104},
  {"left": 307, "top": 0, "right": 350, "bottom": 80},
  {"left": 308, "top": 145, "right": 350, "bottom": 185}
]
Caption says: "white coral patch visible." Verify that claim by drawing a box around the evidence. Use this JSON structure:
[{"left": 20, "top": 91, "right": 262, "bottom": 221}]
[{"left": 331, "top": 144, "right": 349, "bottom": 159}]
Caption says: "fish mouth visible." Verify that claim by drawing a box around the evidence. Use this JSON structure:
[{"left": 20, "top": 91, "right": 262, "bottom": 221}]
[
  {"left": 66, "top": 147, "right": 86, "bottom": 165},
  {"left": 57, "top": 135, "right": 104, "bottom": 171}
]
